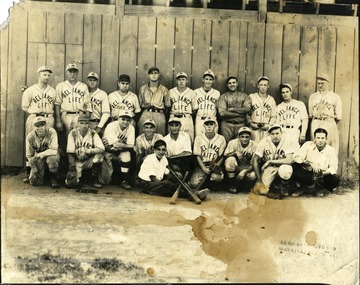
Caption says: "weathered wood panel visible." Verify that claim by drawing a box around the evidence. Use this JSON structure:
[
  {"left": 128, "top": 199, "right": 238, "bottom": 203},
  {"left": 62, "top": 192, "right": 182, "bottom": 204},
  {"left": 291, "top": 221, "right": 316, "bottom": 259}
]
[
  {"left": 237, "top": 22, "right": 248, "bottom": 93},
  {"left": 119, "top": 16, "right": 138, "bottom": 93},
  {"left": 173, "top": 18, "right": 193, "bottom": 87},
  {"left": 27, "top": 43, "right": 47, "bottom": 86},
  {"left": 65, "top": 13, "right": 84, "bottom": 45},
  {"left": 137, "top": 17, "right": 157, "bottom": 91},
  {"left": 47, "top": 44, "right": 65, "bottom": 87},
  {"left": 1, "top": 27, "right": 9, "bottom": 166},
  {"left": 264, "top": 23, "right": 283, "bottom": 103},
  {"left": 83, "top": 14, "right": 102, "bottom": 82},
  {"left": 228, "top": 21, "right": 241, "bottom": 88},
  {"left": 28, "top": 10, "right": 46, "bottom": 43},
  {"left": 66, "top": 44, "right": 84, "bottom": 80},
  {"left": 5, "top": 6, "right": 28, "bottom": 166},
  {"left": 156, "top": 17, "right": 175, "bottom": 88},
  {"left": 47, "top": 12, "right": 65, "bottom": 44}
]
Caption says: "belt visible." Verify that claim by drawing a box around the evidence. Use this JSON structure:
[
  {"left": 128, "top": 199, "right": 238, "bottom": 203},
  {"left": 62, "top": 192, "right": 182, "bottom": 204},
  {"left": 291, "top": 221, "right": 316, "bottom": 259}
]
[
  {"left": 35, "top": 113, "right": 53, "bottom": 117},
  {"left": 226, "top": 121, "right": 244, "bottom": 124},
  {"left": 313, "top": 117, "right": 334, "bottom": 121},
  {"left": 66, "top": 111, "right": 86, "bottom": 114},
  {"left": 281, "top": 125, "right": 294, "bottom": 129},
  {"left": 90, "top": 119, "right": 100, "bottom": 122},
  {"left": 173, "top": 114, "right": 191, "bottom": 118},
  {"left": 145, "top": 108, "right": 163, "bottom": 113}
]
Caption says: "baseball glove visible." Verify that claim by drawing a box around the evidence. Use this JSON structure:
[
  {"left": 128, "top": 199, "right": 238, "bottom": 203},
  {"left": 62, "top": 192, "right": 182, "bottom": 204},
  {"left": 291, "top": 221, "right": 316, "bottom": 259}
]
[
  {"left": 65, "top": 167, "right": 78, "bottom": 188},
  {"left": 251, "top": 182, "right": 269, "bottom": 195},
  {"left": 77, "top": 147, "right": 87, "bottom": 161}
]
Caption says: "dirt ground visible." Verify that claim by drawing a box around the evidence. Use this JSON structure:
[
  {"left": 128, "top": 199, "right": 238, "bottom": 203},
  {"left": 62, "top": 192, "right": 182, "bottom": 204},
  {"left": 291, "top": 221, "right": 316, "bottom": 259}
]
[{"left": 1, "top": 172, "right": 359, "bottom": 284}]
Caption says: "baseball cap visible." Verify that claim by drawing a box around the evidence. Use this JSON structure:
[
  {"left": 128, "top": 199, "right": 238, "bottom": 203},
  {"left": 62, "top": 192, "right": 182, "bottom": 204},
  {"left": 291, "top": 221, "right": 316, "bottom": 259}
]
[
  {"left": 279, "top": 83, "right": 292, "bottom": 92},
  {"left": 78, "top": 113, "right": 90, "bottom": 122},
  {"left": 118, "top": 74, "right": 130, "bottom": 82},
  {"left": 257, "top": 76, "right": 269, "bottom": 84},
  {"left": 66, "top": 63, "right": 79, "bottom": 71},
  {"left": 37, "top": 66, "right": 52, "bottom": 73},
  {"left": 176, "top": 72, "right": 188, "bottom": 79},
  {"left": 168, "top": 116, "right": 182, "bottom": 124},
  {"left": 203, "top": 70, "right": 215, "bottom": 79},
  {"left": 143, "top": 119, "right": 156, "bottom": 127},
  {"left": 268, "top": 124, "right": 282, "bottom": 133},
  {"left": 316, "top": 73, "right": 330, "bottom": 82},
  {"left": 33, "top": 116, "right": 46, "bottom": 126},
  {"left": 238, "top": 126, "right": 252, "bottom": 135},
  {"left": 87, "top": 72, "right": 99, "bottom": 80},
  {"left": 226, "top": 76, "right": 238, "bottom": 84},
  {"left": 117, "top": 109, "right": 133, "bottom": 118},
  {"left": 148, "top": 66, "right": 160, "bottom": 74},
  {"left": 203, "top": 117, "right": 217, "bottom": 124},
  {"left": 278, "top": 165, "right": 293, "bottom": 180}
]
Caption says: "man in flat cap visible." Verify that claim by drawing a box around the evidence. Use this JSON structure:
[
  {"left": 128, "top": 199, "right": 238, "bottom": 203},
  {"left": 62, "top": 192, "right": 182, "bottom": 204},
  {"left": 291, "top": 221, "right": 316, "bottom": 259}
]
[{"left": 308, "top": 73, "right": 342, "bottom": 154}]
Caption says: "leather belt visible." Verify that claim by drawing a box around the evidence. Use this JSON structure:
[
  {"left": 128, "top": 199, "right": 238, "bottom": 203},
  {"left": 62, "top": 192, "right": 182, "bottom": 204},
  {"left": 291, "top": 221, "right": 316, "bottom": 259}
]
[
  {"left": 173, "top": 114, "right": 190, "bottom": 118},
  {"left": 281, "top": 125, "right": 294, "bottom": 129},
  {"left": 226, "top": 121, "right": 244, "bottom": 124},
  {"left": 145, "top": 108, "right": 163, "bottom": 113},
  {"left": 66, "top": 111, "right": 85, "bottom": 114},
  {"left": 35, "top": 113, "right": 52, "bottom": 117},
  {"left": 90, "top": 119, "right": 100, "bottom": 122},
  {"left": 313, "top": 117, "right": 334, "bottom": 121}
]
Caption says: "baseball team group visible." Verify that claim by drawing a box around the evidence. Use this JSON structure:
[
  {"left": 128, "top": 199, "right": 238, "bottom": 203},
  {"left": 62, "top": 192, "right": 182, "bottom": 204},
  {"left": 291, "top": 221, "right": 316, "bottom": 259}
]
[{"left": 21, "top": 62, "right": 342, "bottom": 201}]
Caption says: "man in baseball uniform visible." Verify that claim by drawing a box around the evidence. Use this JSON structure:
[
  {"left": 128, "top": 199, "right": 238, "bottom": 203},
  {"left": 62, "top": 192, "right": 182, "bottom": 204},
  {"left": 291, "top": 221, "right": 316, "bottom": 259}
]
[
  {"left": 25, "top": 116, "right": 60, "bottom": 188},
  {"left": 137, "top": 66, "right": 170, "bottom": 136},
  {"left": 168, "top": 72, "right": 198, "bottom": 142},
  {"left": 276, "top": 83, "right": 308, "bottom": 146},
  {"left": 108, "top": 74, "right": 141, "bottom": 127},
  {"left": 292, "top": 128, "right": 340, "bottom": 197},
  {"left": 248, "top": 76, "right": 277, "bottom": 143},
  {"left": 100, "top": 110, "right": 135, "bottom": 189},
  {"left": 308, "top": 73, "right": 342, "bottom": 154},
  {"left": 86, "top": 72, "right": 110, "bottom": 136},
  {"left": 252, "top": 124, "right": 298, "bottom": 195},
  {"left": 194, "top": 70, "right": 221, "bottom": 137},
  {"left": 218, "top": 76, "right": 251, "bottom": 143},
  {"left": 224, "top": 126, "right": 257, "bottom": 193},
  {"left": 65, "top": 113, "right": 105, "bottom": 189},
  {"left": 22, "top": 65, "right": 56, "bottom": 183},
  {"left": 188, "top": 117, "right": 226, "bottom": 192}
]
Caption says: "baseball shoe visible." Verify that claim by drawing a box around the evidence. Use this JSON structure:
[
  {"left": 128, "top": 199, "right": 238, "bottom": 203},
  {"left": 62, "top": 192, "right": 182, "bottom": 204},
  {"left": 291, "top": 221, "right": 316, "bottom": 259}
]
[
  {"left": 315, "top": 189, "right": 331, "bottom": 197},
  {"left": 23, "top": 177, "right": 30, "bottom": 183},
  {"left": 228, "top": 186, "right": 237, "bottom": 194},
  {"left": 195, "top": 189, "right": 210, "bottom": 200},
  {"left": 51, "top": 179, "right": 60, "bottom": 189},
  {"left": 291, "top": 190, "right": 303, "bottom": 197},
  {"left": 267, "top": 192, "right": 283, "bottom": 200},
  {"left": 121, "top": 180, "right": 131, "bottom": 190},
  {"left": 93, "top": 181, "right": 102, "bottom": 189}
]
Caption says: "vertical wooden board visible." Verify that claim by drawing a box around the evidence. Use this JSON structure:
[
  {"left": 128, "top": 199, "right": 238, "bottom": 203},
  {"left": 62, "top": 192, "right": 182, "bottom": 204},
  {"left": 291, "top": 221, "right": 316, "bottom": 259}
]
[
  {"left": 27, "top": 10, "right": 46, "bottom": 43},
  {"left": 264, "top": 23, "right": 283, "bottom": 104},
  {"left": 334, "top": 27, "right": 355, "bottom": 176},
  {"left": 47, "top": 11, "right": 65, "bottom": 44},
  {"left": 298, "top": 26, "right": 318, "bottom": 108},
  {"left": 101, "top": 16, "right": 120, "bottom": 94},
  {"left": 1, "top": 27, "right": 9, "bottom": 166},
  {"left": 211, "top": 20, "right": 230, "bottom": 93},
  {"left": 173, "top": 18, "right": 193, "bottom": 89},
  {"left": 83, "top": 14, "right": 102, "bottom": 82},
  {"left": 27, "top": 43, "right": 46, "bottom": 86},
  {"left": 6, "top": 7, "right": 28, "bottom": 166},
  {"left": 65, "top": 13, "right": 84, "bottom": 45},
  {"left": 245, "top": 22, "right": 265, "bottom": 94},
  {"left": 192, "top": 19, "right": 212, "bottom": 90},
  {"left": 156, "top": 17, "right": 175, "bottom": 89},
  {"left": 281, "top": 24, "right": 301, "bottom": 100},
  {"left": 228, "top": 21, "right": 240, "bottom": 82},
  {"left": 237, "top": 22, "right": 248, "bottom": 93},
  {"left": 119, "top": 16, "right": 138, "bottom": 93},
  {"left": 137, "top": 17, "right": 156, "bottom": 92},
  {"left": 47, "top": 44, "right": 65, "bottom": 87},
  {"left": 317, "top": 26, "right": 336, "bottom": 90},
  {"left": 66, "top": 44, "right": 84, "bottom": 80}
]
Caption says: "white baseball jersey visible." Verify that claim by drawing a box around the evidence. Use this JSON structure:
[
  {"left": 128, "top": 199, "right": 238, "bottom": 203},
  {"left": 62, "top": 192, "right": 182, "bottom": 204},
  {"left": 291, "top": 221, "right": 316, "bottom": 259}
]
[
  {"left": 55, "top": 80, "right": 91, "bottom": 112},
  {"left": 255, "top": 136, "right": 298, "bottom": 162},
  {"left": 276, "top": 99, "right": 308, "bottom": 129},
  {"left": 169, "top": 87, "right": 198, "bottom": 115},
  {"left": 193, "top": 133, "right": 226, "bottom": 163},
  {"left": 308, "top": 91, "right": 342, "bottom": 120},
  {"left": 135, "top": 133, "right": 164, "bottom": 155},
  {"left": 67, "top": 128, "right": 104, "bottom": 158},
  {"left": 194, "top": 87, "right": 220, "bottom": 117},
  {"left": 249, "top": 93, "right": 277, "bottom": 124},
  {"left": 90, "top": 88, "right": 110, "bottom": 119},
  {"left": 22, "top": 84, "right": 56, "bottom": 114},
  {"left": 108, "top": 91, "right": 141, "bottom": 118},
  {"left": 26, "top": 127, "right": 58, "bottom": 158},
  {"left": 103, "top": 121, "right": 135, "bottom": 146},
  {"left": 224, "top": 139, "right": 257, "bottom": 165}
]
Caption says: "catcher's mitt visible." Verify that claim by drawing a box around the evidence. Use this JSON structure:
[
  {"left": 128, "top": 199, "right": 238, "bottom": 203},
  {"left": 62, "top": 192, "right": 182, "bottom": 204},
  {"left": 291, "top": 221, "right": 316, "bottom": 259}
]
[
  {"left": 65, "top": 168, "right": 78, "bottom": 187},
  {"left": 209, "top": 160, "right": 222, "bottom": 174},
  {"left": 251, "top": 182, "right": 269, "bottom": 195}
]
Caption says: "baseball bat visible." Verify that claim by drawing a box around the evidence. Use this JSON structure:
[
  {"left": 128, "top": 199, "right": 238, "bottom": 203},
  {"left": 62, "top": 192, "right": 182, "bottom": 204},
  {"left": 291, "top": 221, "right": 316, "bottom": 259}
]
[
  {"left": 170, "top": 171, "right": 189, "bottom": 205},
  {"left": 167, "top": 166, "right": 202, "bottom": 204}
]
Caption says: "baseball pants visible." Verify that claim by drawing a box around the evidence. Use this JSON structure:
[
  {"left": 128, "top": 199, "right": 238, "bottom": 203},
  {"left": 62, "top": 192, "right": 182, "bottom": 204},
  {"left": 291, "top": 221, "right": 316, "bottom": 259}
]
[
  {"left": 225, "top": 156, "right": 256, "bottom": 181},
  {"left": 220, "top": 121, "right": 245, "bottom": 143},
  {"left": 138, "top": 110, "right": 166, "bottom": 136},
  {"left": 100, "top": 151, "right": 131, "bottom": 185},
  {"left": 311, "top": 119, "right": 339, "bottom": 155},
  {"left": 251, "top": 129, "right": 269, "bottom": 143},
  {"left": 261, "top": 165, "right": 280, "bottom": 186},
  {"left": 29, "top": 154, "right": 59, "bottom": 186}
]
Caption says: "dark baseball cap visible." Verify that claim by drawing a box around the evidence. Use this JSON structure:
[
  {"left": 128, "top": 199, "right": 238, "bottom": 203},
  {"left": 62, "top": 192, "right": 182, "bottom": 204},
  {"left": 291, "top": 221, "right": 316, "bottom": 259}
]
[
  {"left": 118, "top": 74, "right": 130, "bottom": 82},
  {"left": 78, "top": 113, "right": 90, "bottom": 122},
  {"left": 148, "top": 66, "right": 160, "bottom": 74},
  {"left": 226, "top": 76, "right": 238, "bottom": 84}
]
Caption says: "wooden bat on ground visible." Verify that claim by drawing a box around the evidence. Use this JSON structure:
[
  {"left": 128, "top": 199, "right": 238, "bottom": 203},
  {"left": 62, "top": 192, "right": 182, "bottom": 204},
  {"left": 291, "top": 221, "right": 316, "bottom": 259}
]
[{"left": 170, "top": 171, "right": 189, "bottom": 205}]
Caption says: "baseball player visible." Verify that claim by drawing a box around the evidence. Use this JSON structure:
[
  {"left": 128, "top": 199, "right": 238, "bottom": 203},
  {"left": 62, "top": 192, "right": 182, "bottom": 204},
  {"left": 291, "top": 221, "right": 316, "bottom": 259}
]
[
  {"left": 266, "top": 164, "right": 295, "bottom": 199},
  {"left": 108, "top": 74, "right": 141, "bottom": 127},
  {"left": 308, "top": 73, "right": 342, "bottom": 154},
  {"left": 137, "top": 67, "right": 170, "bottom": 136},
  {"left": 54, "top": 63, "right": 91, "bottom": 136},
  {"left": 252, "top": 124, "right": 298, "bottom": 195},
  {"left": 224, "top": 126, "right": 257, "bottom": 193},
  {"left": 194, "top": 70, "right": 221, "bottom": 136},
  {"left": 248, "top": 76, "right": 277, "bottom": 143},
  {"left": 100, "top": 109, "right": 136, "bottom": 189},
  {"left": 276, "top": 83, "right": 308, "bottom": 146},
  {"left": 168, "top": 72, "right": 198, "bottom": 142},
  {"left": 25, "top": 116, "right": 60, "bottom": 188},
  {"left": 188, "top": 117, "right": 226, "bottom": 192},
  {"left": 292, "top": 128, "right": 340, "bottom": 197},
  {"left": 65, "top": 113, "right": 105, "bottom": 189},
  {"left": 22, "top": 65, "right": 56, "bottom": 183},
  {"left": 86, "top": 72, "right": 110, "bottom": 135},
  {"left": 218, "top": 76, "right": 251, "bottom": 143}
]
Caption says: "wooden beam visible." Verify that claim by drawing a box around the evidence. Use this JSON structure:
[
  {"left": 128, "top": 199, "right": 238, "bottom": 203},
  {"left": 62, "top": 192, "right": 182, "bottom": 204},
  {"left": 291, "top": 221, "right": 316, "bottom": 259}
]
[
  {"left": 258, "top": 0, "right": 267, "bottom": 22},
  {"left": 116, "top": 0, "right": 125, "bottom": 16}
]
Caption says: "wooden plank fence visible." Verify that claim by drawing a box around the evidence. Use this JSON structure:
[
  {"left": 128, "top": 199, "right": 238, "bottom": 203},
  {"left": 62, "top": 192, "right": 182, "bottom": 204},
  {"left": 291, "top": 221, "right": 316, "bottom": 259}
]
[{"left": 0, "top": 2, "right": 358, "bottom": 179}]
